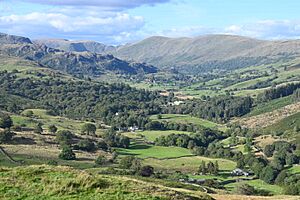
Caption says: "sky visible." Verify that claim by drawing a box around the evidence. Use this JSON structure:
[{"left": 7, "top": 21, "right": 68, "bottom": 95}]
[{"left": 0, "top": 0, "right": 300, "bottom": 44}]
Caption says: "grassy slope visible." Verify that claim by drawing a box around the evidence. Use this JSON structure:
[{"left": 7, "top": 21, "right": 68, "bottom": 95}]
[
  {"left": 143, "top": 156, "right": 236, "bottom": 173},
  {"left": 117, "top": 143, "right": 193, "bottom": 159},
  {"left": 246, "top": 96, "right": 294, "bottom": 117},
  {"left": 225, "top": 179, "right": 284, "bottom": 195},
  {"left": 150, "top": 114, "right": 222, "bottom": 129},
  {"left": 264, "top": 112, "right": 300, "bottom": 135},
  {"left": 0, "top": 165, "right": 212, "bottom": 200},
  {"left": 15, "top": 109, "right": 104, "bottom": 135},
  {"left": 133, "top": 130, "right": 192, "bottom": 142}
]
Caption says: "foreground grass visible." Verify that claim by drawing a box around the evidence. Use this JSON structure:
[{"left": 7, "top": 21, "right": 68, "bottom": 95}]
[{"left": 0, "top": 165, "right": 212, "bottom": 200}]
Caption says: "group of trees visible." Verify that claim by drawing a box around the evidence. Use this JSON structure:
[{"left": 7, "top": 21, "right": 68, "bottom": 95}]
[
  {"left": 0, "top": 71, "right": 167, "bottom": 129},
  {"left": 169, "top": 96, "right": 253, "bottom": 123},
  {"left": 103, "top": 129, "right": 130, "bottom": 148},
  {"left": 155, "top": 128, "right": 224, "bottom": 149},
  {"left": 198, "top": 161, "right": 219, "bottom": 175},
  {"left": 258, "top": 82, "right": 300, "bottom": 102},
  {"left": 145, "top": 120, "right": 206, "bottom": 133},
  {"left": 119, "top": 156, "right": 154, "bottom": 177}
]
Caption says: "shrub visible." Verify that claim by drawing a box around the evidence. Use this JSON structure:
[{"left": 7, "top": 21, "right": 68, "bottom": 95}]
[
  {"left": 34, "top": 123, "right": 43, "bottom": 134},
  {"left": 0, "top": 114, "right": 13, "bottom": 129},
  {"left": 48, "top": 125, "right": 58, "bottom": 134},
  {"left": 97, "top": 140, "right": 109, "bottom": 151},
  {"left": 59, "top": 146, "right": 76, "bottom": 160},
  {"left": 119, "top": 156, "right": 140, "bottom": 170},
  {"left": 139, "top": 165, "right": 154, "bottom": 177},
  {"left": 56, "top": 130, "right": 73, "bottom": 146},
  {"left": 0, "top": 129, "right": 15, "bottom": 143},
  {"left": 235, "top": 183, "right": 255, "bottom": 195},
  {"left": 76, "top": 139, "right": 96, "bottom": 152},
  {"left": 81, "top": 123, "right": 96, "bottom": 135},
  {"left": 95, "top": 155, "right": 106, "bottom": 166},
  {"left": 47, "top": 160, "right": 58, "bottom": 166},
  {"left": 23, "top": 110, "right": 34, "bottom": 117}
]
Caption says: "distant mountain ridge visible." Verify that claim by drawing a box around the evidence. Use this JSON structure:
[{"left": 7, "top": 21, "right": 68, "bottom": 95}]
[
  {"left": 37, "top": 34, "right": 300, "bottom": 74},
  {"left": 34, "top": 39, "right": 116, "bottom": 54},
  {"left": 0, "top": 33, "right": 157, "bottom": 76}
]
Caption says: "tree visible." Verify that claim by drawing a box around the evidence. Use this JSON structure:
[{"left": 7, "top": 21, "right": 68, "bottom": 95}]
[
  {"left": 198, "top": 161, "right": 207, "bottom": 175},
  {"left": 260, "top": 166, "right": 278, "bottom": 184},
  {"left": 275, "top": 170, "right": 288, "bottom": 185},
  {"left": 285, "top": 154, "right": 298, "bottom": 166},
  {"left": 271, "top": 156, "right": 285, "bottom": 170},
  {"left": 139, "top": 165, "right": 154, "bottom": 177},
  {"left": 34, "top": 123, "right": 43, "bottom": 134},
  {"left": 81, "top": 123, "right": 96, "bottom": 135},
  {"left": 97, "top": 140, "right": 109, "bottom": 151},
  {"left": 0, "top": 129, "right": 15, "bottom": 143},
  {"left": 76, "top": 139, "right": 96, "bottom": 152},
  {"left": 56, "top": 130, "right": 73, "bottom": 146},
  {"left": 23, "top": 110, "right": 34, "bottom": 117},
  {"left": 0, "top": 114, "right": 13, "bottom": 129},
  {"left": 214, "top": 161, "right": 219, "bottom": 175},
  {"left": 235, "top": 183, "right": 256, "bottom": 195},
  {"left": 119, "top": 156, "right": 140, "bottom": 170},
  {"left": 207, "top": 161, "right": 216, "bottom": 175},
  {"left": 264, "top": 144, "right": 275, "bottom": 157},
  {"left": 48, "top": 125, "right": 57, "bottom": 134},
  {"left": 59, "top": 146, "right": 76, "bottom": 160}
]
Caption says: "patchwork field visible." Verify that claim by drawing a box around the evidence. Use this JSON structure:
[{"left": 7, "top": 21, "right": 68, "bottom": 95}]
[
  {"left": 150, "top": 114, "right": 222, "bottom": 129},
  {"left": 117, "top": 143, "right": 193, "bottom": 159},
  {"left": 143, "top": 156, "right": 236, "bottom": 173}
]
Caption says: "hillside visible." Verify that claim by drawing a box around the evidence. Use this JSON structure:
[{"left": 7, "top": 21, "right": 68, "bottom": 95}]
[
  {"left": 109, "top": 35, "right": 300, "bottom": 73},
  {"left": 0, "top": 165, "right": 212, "bottom": 200},
  {"left": 35, "top": 34, "right": 300, "bottom": 74},
  {"left": 110, "top": 35, "right": 300, "bottom": 73},
  {"left": 0, "top": 33, "right": 157, "bottom": 76},
  {"left": 34, "top": 39, "right": 116, "bottom": 54}
]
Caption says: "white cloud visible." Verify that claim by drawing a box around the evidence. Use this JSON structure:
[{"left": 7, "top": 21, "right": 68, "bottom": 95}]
[
  {"left": 224, "top": 20, "right": 300, "bottom": 39},
  {"left": 6, "top": 0, "right": 171, "bottom": 10},
  {"left": 0, "top": 11, "right": 145, "bottom": 44}
]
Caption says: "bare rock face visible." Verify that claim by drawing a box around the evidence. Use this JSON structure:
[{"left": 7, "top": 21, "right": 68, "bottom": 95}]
[
  {"left": 0, "top": 33, "right": 157, "bottom": 76},
  {"left": 0, "top": 33, "right": 32, "bottom": 44}
]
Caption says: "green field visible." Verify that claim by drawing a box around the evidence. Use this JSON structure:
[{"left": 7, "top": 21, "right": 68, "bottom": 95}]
[
  {"left": 143, "top": 156, "right": 236, "bottom": 172},
  {"left": 150, "top": 114, "right": 222, "bottom": 129},
  {"left": 225, "top": 179, "right": 284, "bottom": 195},
  {"left": 135, "top": 130, "right": 192, "bottom": 142},
  {"left": 117, "top": 143, "right": 193, "bottom": 159},
  {"left": 289, "top": 165, "right": 300, "bottom": 175},
  {"left": 18, "top": 109, "right": 104, "bottom": 135}
]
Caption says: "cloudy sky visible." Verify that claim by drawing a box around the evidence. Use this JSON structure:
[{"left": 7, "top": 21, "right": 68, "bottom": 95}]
[{"left": 0, "top": 0, "right": 300, "bottom": 44}]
